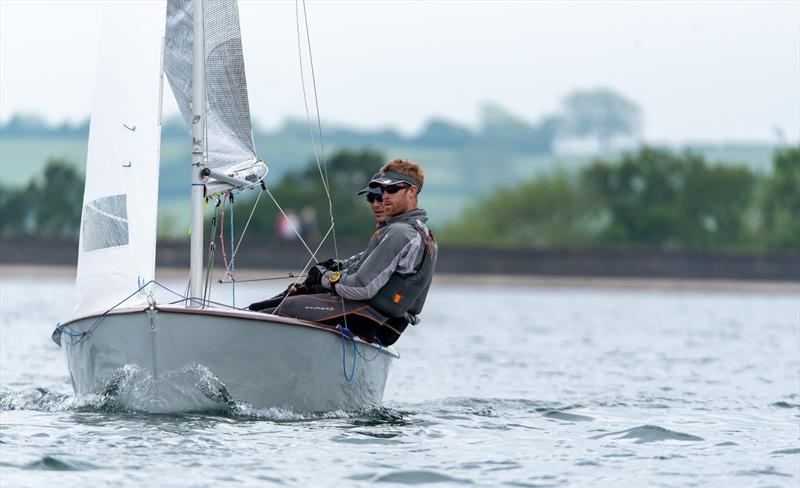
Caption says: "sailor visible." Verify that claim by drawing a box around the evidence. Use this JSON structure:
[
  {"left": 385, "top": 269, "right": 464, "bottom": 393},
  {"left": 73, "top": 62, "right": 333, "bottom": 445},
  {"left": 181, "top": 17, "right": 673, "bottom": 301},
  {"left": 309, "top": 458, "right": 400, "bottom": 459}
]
[{"left": 249, "top": 159, "right": 437, "bottom": 346}]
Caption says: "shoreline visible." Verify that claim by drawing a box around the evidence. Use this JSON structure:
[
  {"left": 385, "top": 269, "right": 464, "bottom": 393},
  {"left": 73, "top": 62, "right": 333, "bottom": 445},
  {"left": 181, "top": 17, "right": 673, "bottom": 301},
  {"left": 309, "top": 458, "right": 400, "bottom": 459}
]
[{"left": 2, "top": 264, "right": 798, "bottom": 295}]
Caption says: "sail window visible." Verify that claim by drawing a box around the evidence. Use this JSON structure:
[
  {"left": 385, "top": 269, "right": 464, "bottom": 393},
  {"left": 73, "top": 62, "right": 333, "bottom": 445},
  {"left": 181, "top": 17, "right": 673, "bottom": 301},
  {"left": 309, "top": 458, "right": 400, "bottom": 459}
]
[{"left": 82, "top": 194, "right": 129, "bottom": 252}]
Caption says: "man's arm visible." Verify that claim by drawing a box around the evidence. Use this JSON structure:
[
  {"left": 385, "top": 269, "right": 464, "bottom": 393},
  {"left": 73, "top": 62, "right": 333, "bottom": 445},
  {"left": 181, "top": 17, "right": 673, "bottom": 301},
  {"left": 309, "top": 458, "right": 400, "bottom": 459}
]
[
  {"left": 331, "top": 224, "right": 423, "bottom": 301},
  {"left": 338, "top": 251, "right": 364, "bottom": 270}
]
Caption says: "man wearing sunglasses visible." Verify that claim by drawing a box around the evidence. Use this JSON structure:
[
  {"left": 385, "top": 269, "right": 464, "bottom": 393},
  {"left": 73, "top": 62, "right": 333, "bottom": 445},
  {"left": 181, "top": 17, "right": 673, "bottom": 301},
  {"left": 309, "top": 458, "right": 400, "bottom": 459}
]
[{"left": 250, "top": 159, "right": 437, "bottom": 346}]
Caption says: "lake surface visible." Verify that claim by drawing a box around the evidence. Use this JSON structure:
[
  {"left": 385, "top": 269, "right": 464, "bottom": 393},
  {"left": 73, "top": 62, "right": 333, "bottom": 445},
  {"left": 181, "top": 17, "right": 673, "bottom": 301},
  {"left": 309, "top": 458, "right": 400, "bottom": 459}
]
[{"left": 1, "top": 275, "right": 799, "bottom": 487}]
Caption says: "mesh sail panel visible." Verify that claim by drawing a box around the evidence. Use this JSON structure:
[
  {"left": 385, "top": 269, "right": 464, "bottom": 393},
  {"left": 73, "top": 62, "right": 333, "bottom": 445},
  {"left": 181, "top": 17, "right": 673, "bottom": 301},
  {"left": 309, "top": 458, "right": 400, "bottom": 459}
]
[
  {"left": 165, "top": 0, "right": 256, "bottom": 170},
  {"left": 82, "top": 195, "right": 129, "bottom": 252}
]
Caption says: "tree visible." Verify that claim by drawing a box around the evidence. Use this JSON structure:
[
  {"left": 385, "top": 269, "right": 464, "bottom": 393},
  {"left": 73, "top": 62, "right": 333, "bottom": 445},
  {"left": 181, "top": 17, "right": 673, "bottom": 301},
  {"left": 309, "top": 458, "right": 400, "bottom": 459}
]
[
  {"left": 760, "top": 146, "right": 800, "bottom": 249},
  {"left": 582, "top": 147, "right": 756, "bottom": 248},
  {"left": 0, "top": 159, "right": 84, "bottom": 238},
  {"left": 441, "top": 172, "right": 599, "bottom": 248},
  {"left": 559, "top": 88, "right": 641, "bottom": 151}
]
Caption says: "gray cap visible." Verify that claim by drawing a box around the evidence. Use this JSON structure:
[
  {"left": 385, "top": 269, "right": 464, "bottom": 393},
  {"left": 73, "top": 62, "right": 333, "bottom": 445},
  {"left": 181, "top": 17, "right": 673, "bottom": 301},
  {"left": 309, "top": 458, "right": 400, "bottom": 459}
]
[
  {"left": 357, "top": 172, "right": 384, "bottom": 195},
  {"left": 366, "top": 171, "right": 422, "bottom": 192}
]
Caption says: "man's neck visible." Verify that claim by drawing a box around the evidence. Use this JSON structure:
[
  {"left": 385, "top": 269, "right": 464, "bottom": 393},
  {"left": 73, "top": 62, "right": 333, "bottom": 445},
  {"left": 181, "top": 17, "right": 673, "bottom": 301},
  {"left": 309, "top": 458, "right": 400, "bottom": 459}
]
[{"left": 386, "top": 207, "right": 421, "bottom": 222}]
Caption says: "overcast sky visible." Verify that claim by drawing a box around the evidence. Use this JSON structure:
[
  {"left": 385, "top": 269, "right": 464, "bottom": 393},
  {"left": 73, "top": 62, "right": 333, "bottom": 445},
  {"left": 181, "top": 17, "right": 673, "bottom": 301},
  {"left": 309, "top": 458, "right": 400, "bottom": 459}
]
[{"left": 1, "top": 0, "right": 798, "bottom": 143}]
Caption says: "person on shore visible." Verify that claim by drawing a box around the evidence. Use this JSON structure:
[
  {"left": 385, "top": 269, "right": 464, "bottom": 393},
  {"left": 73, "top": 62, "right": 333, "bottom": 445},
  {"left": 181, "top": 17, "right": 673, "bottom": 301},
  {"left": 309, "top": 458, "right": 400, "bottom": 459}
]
[{"left": 249, "top": 159, "right": 437, "bottom": 346}]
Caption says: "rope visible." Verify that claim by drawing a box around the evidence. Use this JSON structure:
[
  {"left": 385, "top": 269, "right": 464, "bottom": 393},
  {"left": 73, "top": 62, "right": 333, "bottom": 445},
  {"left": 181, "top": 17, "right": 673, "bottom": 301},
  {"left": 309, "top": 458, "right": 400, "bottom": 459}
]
[
  {"left": 218, "top": 273, "right": 303, "bottom": 284},
  {"left": 225, "top": 187, "right": 264, "bottom": 273},
  {"left": 272, "top": 223, "right": 334, "bottom": 312},
  {"left": 55, "top": 280, "right": 249, "bottom": 346},
  {"left": 339, "top": 327, "right": 356, "bottom": 383},
  {"left": 202, "top": 200, "right": 221, "bottom": 308},
  {"left": 229, "top": 193, "right": 236, "bottom": 308},
  {"left": 294, "top": 0, "right": 350, "bottom": 335},
  {"left": 295, "top": 0, "right": 329, "bottom": 197},
  {"left": 219, "top": 192, "right": 232, "bottom": 281},
  {"left": 264, "top": 187, "right": 321, "bottom": 261},
  {"left": 337, "top": 326, "right": 383, "bottom": 383}
]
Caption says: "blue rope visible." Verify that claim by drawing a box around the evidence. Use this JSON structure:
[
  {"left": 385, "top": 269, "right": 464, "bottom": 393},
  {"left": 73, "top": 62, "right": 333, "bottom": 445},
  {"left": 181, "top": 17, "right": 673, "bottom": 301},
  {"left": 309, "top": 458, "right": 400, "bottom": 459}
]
[
  {"left": 355, "top": 335, "right": 382, "bottom": 361},
  {"left": 337, "top": 327, "right": 384, "bottom": 383},
  {"left": 57, "top": 280, "right": 158, "bottom": 346},
  {"left": 54, "top": 280, "right": 240, "bottom": 346},
  {"left": 339, "top": 327, "right": 357, "bottom": 384}
]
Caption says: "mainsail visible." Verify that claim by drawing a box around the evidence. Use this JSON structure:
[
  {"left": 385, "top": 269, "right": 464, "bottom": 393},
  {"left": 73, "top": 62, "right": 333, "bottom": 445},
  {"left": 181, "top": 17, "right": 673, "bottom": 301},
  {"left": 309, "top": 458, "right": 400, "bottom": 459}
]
[
  {"left": 165, "top": 0, "right": 257, "bottom": 170},
  {"left": 74, "top": 2, "right": 167, "bottom": 316}
]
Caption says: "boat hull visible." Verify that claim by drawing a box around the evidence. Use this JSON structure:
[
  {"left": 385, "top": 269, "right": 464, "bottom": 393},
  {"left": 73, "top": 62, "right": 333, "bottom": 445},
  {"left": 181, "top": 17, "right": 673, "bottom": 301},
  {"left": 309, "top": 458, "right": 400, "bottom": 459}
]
[{"left": 59, "top": 306, "right": 396, "bottom": 413}]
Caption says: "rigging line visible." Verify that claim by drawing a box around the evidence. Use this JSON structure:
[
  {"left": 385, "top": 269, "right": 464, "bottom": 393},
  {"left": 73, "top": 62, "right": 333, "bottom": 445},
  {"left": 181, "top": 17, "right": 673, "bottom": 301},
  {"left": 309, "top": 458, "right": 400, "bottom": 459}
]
[
  {"left": 203, "top": 199, "right": 221, "bottom": 308},
  {"left": 285, "top": 223, "right": 335, "bottom": 292},
  {"left": 302, "top": 0, "right": 328, "bottom": 184},
  {"left": 224, "top": 187, "right": 264, "bottom": 272},
  {"left": 301, "top": 0, "right": 349, "bottom": 330},
  {"left": 296, "top": 0, "right": 339, "bottom": 274},
  {"left": 300, "top": 0, "right": 355, "bottom": 332},
  {"left": 264, "top": 187, "right": 319, "bottom": 260},
  {"left": 229, "top": 193, "right": 236, "bottom": 308},
  {"left": 300, "top": 0, "right": 335, "bottom": 248},
  {"left": 218, "top": 273, "right": 303, "bottom": 284},
  {"left": 219, "top": 192, "right": 232, "bottom": 280},
  {"left": 295, "top": 0, "right": 329, "bottom": 197},
  {"left": 272, "top": 224, "right": 334, "bottom": 312}
]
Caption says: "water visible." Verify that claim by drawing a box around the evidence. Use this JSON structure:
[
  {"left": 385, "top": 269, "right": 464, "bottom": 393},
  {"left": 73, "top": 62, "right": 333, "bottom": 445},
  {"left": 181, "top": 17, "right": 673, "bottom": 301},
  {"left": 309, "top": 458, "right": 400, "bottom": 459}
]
[{"left": 1, "top": 275, "right": 799, "bottom": 487}]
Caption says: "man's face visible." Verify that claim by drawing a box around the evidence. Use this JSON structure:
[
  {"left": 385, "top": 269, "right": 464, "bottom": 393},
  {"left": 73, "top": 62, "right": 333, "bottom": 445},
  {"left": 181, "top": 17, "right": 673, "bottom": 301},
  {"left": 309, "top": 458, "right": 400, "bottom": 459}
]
[
  {"left": 379, "top": 184, "right": 417, "bottom": 217},
  {"left": 368, "top": 194, "right": 387, "bottom": 223}
]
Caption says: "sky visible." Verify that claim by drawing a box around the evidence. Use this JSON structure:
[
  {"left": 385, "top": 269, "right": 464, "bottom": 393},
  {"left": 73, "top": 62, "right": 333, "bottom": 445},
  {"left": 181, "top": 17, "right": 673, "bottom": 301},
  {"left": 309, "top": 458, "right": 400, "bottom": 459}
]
[{"left": 1, "top": 0, "right": 798, "bottom": 143}]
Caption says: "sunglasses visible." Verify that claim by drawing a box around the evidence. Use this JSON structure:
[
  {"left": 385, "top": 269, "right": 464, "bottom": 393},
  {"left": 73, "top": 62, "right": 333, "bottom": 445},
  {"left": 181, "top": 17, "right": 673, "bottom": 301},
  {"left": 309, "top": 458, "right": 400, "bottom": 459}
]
[
  {"left": 365, "top": 183, "right": 410, "bottom": 203},
  {"left": 379, "top": 184, "right": 409, "bottom": 194}
]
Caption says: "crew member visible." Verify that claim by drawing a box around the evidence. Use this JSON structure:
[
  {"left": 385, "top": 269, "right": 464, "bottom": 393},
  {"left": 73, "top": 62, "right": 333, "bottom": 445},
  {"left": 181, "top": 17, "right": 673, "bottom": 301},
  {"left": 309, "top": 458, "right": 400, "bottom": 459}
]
[{"left": 249, "top": 159, "right": 437, "bottom": 346}]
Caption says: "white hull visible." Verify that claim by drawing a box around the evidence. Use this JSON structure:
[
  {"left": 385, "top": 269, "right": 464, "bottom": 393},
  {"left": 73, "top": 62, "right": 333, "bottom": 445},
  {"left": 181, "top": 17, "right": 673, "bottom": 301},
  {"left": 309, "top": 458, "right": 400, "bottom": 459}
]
[{"left": 59, "top": 305, "right": 397, "bottom": 413}]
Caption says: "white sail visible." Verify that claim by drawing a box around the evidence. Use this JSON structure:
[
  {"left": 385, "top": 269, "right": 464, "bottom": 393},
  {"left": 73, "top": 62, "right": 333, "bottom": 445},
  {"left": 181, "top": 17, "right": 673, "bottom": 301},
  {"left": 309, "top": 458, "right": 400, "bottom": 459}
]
[
  {"left": 74, "top": 1, "right": 167, "bottom": 317},
  {"left": 164, "top": 0, "right": 258, "bottom": 171}
]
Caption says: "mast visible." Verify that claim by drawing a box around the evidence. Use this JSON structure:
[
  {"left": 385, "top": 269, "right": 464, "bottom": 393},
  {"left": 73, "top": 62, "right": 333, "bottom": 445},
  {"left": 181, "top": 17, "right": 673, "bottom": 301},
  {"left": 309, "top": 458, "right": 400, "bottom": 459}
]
[{"left": 189, "top": 0, "right": 206, "bottom": 305}]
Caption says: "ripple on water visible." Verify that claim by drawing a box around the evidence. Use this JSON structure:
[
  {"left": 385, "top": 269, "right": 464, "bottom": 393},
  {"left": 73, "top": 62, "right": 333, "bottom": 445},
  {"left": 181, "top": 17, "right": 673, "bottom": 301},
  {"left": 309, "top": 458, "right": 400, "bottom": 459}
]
[
  {"left": 735, "top": 465, "right": 792, "bottom": 477},
  {"left": 373, "top": 470, "right": 472, "bottom": 484},
  {"left": 0, "top": 382, "right": 410, "bottom": 427},
  {"left": 771, "top": 401, "right": 800, "bottom": 409},
  {"left": 771, "top": 448, "right": 800, "bottom": 455},
  {"left": 592, "top": 425, "right": 704, "bottom": 444},
  {"left": 22, "top": 455, "right": 100, "bottom": 471},
  {"left": 541, "top": 410, "right": 594, "bottom": 422}
]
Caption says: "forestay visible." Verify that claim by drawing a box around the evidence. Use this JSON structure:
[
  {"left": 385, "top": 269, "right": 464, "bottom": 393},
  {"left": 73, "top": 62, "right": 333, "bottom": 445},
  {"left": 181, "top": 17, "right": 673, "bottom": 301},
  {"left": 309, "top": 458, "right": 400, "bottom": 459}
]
[
  {"left": 164, "top": 0, "right": 257, "bottom": 170},
  {"left": 74, "top": 2, "right": 167, "bottom": 317}
]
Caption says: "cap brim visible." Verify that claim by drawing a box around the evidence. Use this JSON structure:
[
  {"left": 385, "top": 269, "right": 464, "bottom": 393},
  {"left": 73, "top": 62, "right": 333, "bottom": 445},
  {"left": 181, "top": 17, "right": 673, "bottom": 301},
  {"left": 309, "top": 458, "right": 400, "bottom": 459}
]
[
  {"left": 369, "top": 176, "right": 406, "bottom": 186},
  {"left": 357, "top": 186, "right": 382, "bottom": 196},
  {"left": 368, "top": 171, "right": 422, "bottom": 192}
]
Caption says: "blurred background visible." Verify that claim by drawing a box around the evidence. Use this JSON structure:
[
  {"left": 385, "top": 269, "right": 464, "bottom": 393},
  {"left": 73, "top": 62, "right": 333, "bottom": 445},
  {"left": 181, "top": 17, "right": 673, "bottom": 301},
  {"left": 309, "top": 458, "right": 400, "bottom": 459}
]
[{"left": 1, "top": 0, "right": 798, "bottom": 279}]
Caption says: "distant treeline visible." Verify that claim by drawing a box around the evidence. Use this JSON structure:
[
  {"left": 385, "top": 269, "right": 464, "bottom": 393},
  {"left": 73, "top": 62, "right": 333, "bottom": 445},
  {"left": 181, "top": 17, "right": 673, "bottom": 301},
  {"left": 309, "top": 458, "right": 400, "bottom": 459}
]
[
  {"left": 1, "top": 87, "right": 640, "bottom": 154},
  {"left": 1, "top": 145, "right": 798, "bottom": 252},
  {"left": 443, "top": 146, "right": 800, "bottom": 251}
]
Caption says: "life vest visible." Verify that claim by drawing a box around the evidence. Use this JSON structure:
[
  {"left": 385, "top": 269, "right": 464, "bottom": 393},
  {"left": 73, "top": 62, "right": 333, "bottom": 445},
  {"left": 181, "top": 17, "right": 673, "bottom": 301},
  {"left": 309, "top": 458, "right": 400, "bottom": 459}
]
[{"left": 367, "top": 219, "right": 437, "bottom": 317}]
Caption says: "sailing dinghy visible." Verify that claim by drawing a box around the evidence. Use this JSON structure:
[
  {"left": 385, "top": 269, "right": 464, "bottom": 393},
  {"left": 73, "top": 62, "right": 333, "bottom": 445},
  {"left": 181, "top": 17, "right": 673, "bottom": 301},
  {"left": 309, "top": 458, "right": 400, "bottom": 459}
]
[{"left": 52, "top": 0, "right": 396, "bottom": 413}]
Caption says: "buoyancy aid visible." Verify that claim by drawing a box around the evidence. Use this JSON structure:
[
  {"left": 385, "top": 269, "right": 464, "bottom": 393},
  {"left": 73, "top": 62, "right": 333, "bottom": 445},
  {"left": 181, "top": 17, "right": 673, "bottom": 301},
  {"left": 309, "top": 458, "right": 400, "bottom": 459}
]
[{"left": 367, "top": 218, "right": 437, "bottom": 317}]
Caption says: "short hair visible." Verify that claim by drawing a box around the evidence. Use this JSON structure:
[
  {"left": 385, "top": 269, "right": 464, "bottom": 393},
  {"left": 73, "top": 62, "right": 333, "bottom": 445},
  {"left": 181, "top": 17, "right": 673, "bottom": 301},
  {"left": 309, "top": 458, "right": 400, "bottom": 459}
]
[{"left": 380, "top": 159, "right": 424, "bottom": 188}]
